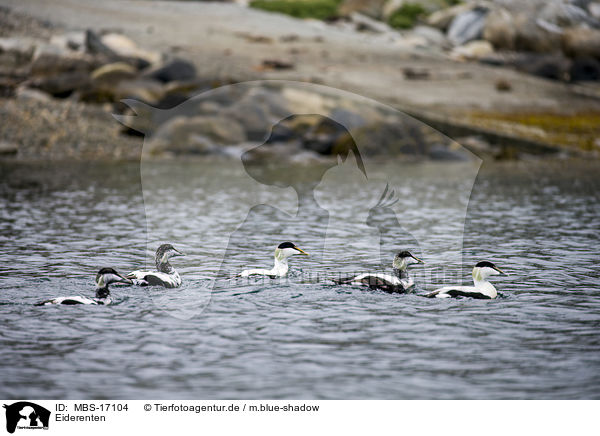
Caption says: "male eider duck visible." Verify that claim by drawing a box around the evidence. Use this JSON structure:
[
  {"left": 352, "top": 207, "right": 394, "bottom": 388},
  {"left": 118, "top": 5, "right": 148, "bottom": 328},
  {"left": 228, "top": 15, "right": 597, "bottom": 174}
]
[
  {"left": 127, "top": 244, "right": 185, "bottom": 288},
  {"left": 240, "top": 242, "right": 309, "bottom": 278},
  {"left": 35, "top": 268, "right": 132, "bottom": 306},
  {"left": 334, "top": 250, "right": 424, "bottom": 293},
  {"left": 425, "top": 261, "right": 506, "bottom": 299}
]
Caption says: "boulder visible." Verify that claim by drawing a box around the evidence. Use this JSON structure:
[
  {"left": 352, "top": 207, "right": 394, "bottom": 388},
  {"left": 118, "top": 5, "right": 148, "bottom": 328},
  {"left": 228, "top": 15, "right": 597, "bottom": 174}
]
[
  {"left": 350, "top": 12, "right": 392, "bottom": 33},
  {"left": 562, "top": 27, "right": 600, "bottom": 59},
  {"left": 513, "top": 13, "right": 562, "bottom": 53},
  {"left": 539, "top": 2, "right": 598, "bottom": 28},
  {"left": 483, "top": 7, "right": 516, "bottom": 50},
  {"left": 447, "top": 7, "right": 489, "bottom": 46},
  {"left": 91, "top": 62, "right": 137, "bottom": 84},
  {"left": 29, "top": 71, "right": 91, "bottom": 97},
  {"left": 144, "top": 59, "right": 197, "bottom": 83},
  {"left": 450, "top": 40, "right": 494, "bottom": 61},
  {"left": 100, "top": 33, "right": 161, "bottom": 66},
  {"left": 411, "top": 25, "right": 449, "bottom": 48}
]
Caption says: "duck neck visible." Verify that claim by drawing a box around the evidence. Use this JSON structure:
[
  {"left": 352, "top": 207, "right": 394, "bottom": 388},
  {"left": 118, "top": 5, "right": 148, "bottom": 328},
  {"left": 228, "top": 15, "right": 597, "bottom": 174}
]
[
  {"left": 156, "top": 258, "right": 174, "bottom": 274},
  {"left": 272, "top": 256, "right": 289, "bottom": 276}
]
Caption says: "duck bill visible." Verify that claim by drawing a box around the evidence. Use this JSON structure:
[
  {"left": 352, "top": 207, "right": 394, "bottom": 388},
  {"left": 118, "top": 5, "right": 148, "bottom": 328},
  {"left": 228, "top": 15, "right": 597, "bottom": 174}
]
[
  {"left": 412, "top": 255, "right": 425, "bottom": 264},
  {"left": 294, "top": 247, "right": 309, "bottom": 256},
  {"left": 117, "top": 273, "right": 133, "bottom": 285},
  {"left": 173, "top": 249, "right": 185, "bottom": 257},
  {"left": 494, "top": 266, "right": 506, "bottom": 276}
]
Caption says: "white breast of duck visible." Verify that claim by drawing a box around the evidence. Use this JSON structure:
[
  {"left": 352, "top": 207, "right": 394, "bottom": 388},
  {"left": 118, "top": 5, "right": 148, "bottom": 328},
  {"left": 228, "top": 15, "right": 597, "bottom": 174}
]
[{"left": 127, "top": 244, "right": 184, "bottom": 288}]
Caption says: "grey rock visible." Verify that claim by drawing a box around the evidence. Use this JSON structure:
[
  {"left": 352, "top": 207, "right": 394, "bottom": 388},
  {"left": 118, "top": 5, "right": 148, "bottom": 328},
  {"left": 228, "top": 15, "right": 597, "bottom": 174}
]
[
  {"left": 447, "top": 7, "right": 489, "bottom": 46},
  {"left": 144, "top": 58, "right": 196, "bottom": 83},
  {"left": 411, "top": 25, "right": 449, "bottom": 48},
  {"left": 350, "top": 12, "right": 392, "bottom": 33}
]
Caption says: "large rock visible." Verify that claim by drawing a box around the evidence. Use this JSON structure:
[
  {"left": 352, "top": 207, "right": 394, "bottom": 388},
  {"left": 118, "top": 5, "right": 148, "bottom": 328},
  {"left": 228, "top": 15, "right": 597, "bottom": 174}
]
[
  {"left": 100, "top": 33, "right": 161, "bottom": 66},
  {"left": 447, "top": 7, "right": 489, "bottom": 46},
  {"left": 144, "top": 59, "right": 196, "bottom": 83},
  {"left": 483, "top": 7, "right": 516, "bottom": 50},
  {"left": 350, "top": 12, "right": 392, "bottom": 33},
  {"left": 562, "top": 27, "right": 600, "bottom": 59},
  {"left": 29, "top": 71, "right": 91, "bottom": 97},
  {"left": 539, "top": 2, "right": 599, "bottom": 28},
  {"left": 450, "top": 40, "right": 494, "bottom": 61},
  {"left": 513, "top": 13, "right": 562, "bottom": 53},
  {"left": 411, "top": 25, "right": 449, "bottom": 48},
  {"left": 90, "top": 62, "right": 137, "bottom": 84}
]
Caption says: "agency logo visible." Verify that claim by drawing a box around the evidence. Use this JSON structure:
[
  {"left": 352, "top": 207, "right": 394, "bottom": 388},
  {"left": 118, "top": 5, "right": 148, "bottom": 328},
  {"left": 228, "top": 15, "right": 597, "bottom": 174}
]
[{"left": 3, "top": 402, "right": 50, "bottom": 434}]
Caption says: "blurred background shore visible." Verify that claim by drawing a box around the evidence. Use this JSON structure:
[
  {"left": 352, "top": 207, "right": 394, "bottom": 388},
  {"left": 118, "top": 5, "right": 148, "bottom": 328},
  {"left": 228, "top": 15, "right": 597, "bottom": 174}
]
[{"left": 1, "top": 0, "right": 599, "bottom": 161}]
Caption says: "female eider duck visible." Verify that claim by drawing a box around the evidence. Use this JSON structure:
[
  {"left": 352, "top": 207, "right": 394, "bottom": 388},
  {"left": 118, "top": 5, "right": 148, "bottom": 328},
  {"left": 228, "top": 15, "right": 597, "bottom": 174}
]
[
  {"left": 127, "top": 244, "right": 185, "bottom": 288},
  {"left": 426, "top": 261, "right": 506, "bottom": 299},
  {"left": 334, "top": 250, "right": 424, "bottom": 293},
  {"left": 35, "top": 268, "right": 132, "bottom": 306},
  {"left": 240, "top": 242, "right": 309, "bottom": 278}
]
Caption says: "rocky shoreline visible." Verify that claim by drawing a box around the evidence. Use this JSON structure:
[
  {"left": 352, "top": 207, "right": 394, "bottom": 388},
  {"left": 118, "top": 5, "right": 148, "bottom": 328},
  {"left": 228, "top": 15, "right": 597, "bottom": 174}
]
[{"left": 1, "top": 0, "right": 599, "bottom": 161}]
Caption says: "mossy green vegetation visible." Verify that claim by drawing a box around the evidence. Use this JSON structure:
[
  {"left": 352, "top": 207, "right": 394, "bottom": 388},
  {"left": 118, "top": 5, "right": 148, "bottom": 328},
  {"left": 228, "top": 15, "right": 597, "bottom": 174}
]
[
  {"left": 249, "top": 0, "right": 341, "bottom": 20},
  {"left": 387, "top": 3, "right": 427, "bottom": 29},
  {"left": 466, "top": 112, "right": 600, "bottom": 151}
]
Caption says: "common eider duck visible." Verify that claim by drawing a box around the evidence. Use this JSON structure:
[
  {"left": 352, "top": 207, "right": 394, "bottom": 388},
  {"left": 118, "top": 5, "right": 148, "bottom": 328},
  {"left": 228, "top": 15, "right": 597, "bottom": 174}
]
[
  {"left": 127, "top": 244, "right": 185, "bottom": 288},
  {"left": 35, "top": 267, "right": 132, "bottom": 305},
  {"left": 240, "top": 242, "right": 309, "bottom": 278},
  {"left": 334, "top": 250, "right": 424, "bottom": 293},
  {"left": 425, "top": 261, "right": 506, "bottom": 299}
]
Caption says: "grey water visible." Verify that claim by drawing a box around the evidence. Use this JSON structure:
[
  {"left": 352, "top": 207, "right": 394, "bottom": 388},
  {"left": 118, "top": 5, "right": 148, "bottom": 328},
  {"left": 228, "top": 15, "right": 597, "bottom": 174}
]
[{"left": 0, "top": 158, "right": 599, "bottom": 399}]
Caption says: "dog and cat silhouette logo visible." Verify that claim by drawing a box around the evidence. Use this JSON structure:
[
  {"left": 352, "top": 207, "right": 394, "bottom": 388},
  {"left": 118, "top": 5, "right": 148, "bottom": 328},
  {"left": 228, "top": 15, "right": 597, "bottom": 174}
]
[{"left": 3, "top": 402, "right": 50, "bottom": 433}]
